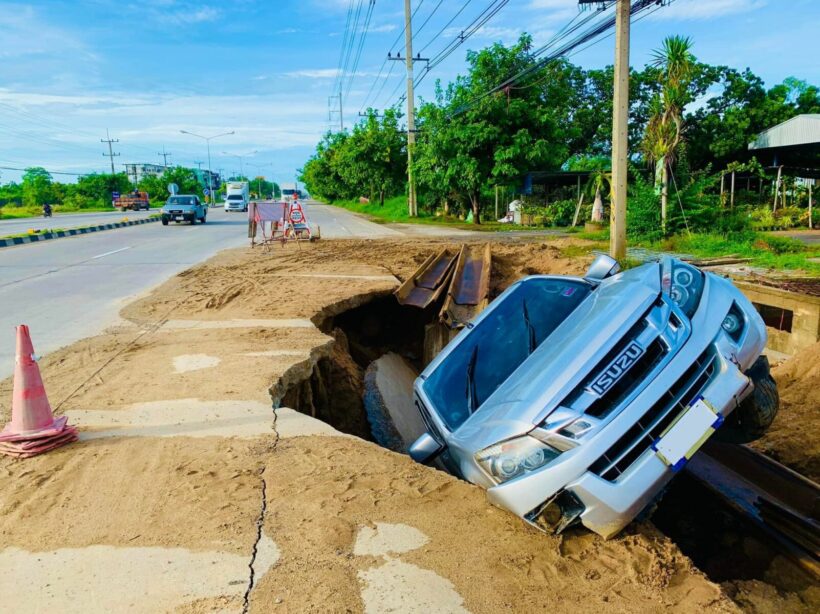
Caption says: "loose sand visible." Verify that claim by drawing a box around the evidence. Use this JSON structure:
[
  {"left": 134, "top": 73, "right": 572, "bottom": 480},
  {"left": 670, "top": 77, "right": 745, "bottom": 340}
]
[
  {"left": 0, "top": 236, "right": 813, "bottom": 613},
  {"left": 753, "top": 341, "right": 820, "bottom": 482}
]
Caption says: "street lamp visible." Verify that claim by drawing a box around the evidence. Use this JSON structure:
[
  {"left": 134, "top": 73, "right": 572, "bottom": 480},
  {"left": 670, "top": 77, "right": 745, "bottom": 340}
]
[
  {"left": 179, "top": 129, "right": 234, "bottom": 205},
  {"left": 222, "top": 150, "right": 257, "bottom": 180}
]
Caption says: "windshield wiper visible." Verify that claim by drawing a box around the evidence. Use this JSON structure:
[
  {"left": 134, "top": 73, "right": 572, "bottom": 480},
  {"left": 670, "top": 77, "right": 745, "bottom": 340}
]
[
  {"left": 466, "top": 344, "right": 479, "bottom": 414},
  {"left": 523, "top": 298, "right": 537, "bottom": 355}
]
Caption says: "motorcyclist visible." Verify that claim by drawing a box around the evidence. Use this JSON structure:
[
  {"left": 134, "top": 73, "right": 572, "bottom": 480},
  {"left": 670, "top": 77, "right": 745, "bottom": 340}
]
[{"left": 42, "top": 203, "right": 52, "bottom": 218}]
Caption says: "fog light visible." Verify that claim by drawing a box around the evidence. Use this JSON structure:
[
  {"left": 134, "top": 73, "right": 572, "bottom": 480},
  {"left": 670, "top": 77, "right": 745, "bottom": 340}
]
[{"left": 722, "top": 313, "right": 741, "bottom": 335}]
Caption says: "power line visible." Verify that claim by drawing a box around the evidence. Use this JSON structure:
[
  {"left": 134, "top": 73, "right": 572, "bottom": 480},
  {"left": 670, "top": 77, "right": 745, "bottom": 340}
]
[
  {"left": 333, "top": 0, "right": 357, "bottom": 95},
  {"left": 359, "top": 0, "right": 432, "bottom": 112},
  {"left": 450, "top": 0, "right": 672, "bottom": 116},
  {"left": 0, "top": 164, "right": 90, "bottom": 177},
  {"left": 345, "top": 0, "right": 377, "bottom": 101}
]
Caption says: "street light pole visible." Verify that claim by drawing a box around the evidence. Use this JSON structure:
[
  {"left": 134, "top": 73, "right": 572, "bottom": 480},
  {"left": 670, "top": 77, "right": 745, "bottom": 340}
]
[{"left": 180, "top": 129, "right": 234, "bottom": 205}]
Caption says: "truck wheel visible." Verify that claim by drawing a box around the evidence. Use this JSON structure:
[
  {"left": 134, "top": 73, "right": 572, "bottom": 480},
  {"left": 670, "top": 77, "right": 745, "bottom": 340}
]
[
  {"left": 716, "top": 355, "right": 779, "bottom": 444},
  {"left": 201, "top": 214, "right": 207, "bottom": 224},
  {"left": 161, "top": 218, "right": 168, "bottom": 226}
]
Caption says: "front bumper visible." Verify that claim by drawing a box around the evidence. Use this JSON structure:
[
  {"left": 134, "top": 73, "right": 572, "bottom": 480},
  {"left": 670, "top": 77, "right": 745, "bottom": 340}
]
[
  {"left": 162, "top": 211, "right": 195, "bottom": 221},
  {"left": 486, "top": 334, "right": 753, "bottom": 538}
]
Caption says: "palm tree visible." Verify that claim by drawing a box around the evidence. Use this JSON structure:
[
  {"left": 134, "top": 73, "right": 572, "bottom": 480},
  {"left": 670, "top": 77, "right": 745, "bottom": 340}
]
[
  {"left": 586, "top": 169, "right": 611, "bottom": 223},
  {"left": 642, "top": 36, "right": 696, "bottom": 232}
]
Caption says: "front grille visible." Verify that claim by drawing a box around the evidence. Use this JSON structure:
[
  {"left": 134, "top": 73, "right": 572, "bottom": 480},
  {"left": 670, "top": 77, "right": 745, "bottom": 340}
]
[
  {"left": 583, "top": 338, "right": 667, "bottom": 418},
  {"left": 590, "top": 348, "right": 716, "bottom": 482},
  {"left": 560, "top": 312, "right": 667, "bottom": 420}
]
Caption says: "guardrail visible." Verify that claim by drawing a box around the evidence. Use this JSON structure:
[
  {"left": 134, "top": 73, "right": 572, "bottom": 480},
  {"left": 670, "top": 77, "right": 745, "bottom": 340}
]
[{"left": 0, "top": 217, "right": 160, "bottom": 249}]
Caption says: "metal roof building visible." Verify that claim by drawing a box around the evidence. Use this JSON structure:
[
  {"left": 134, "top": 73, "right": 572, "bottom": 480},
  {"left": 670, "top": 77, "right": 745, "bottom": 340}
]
[{"left": 749, "top": 114, "right": 820, "bottom": 176}]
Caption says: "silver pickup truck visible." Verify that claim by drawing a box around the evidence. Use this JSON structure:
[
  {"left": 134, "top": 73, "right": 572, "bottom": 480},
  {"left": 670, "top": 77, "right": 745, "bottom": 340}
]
[{"left": 410, "top": 255, "right": 778, "bottom": 538}]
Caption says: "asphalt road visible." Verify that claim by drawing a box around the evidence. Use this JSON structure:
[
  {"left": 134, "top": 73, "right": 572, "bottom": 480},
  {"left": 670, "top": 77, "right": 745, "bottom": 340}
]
[
  {"left": 0, "top": 202, "right": 398, "bottom": 378},
  {"left": 0, "top": 208, "right": 156, "bottom": 237}
]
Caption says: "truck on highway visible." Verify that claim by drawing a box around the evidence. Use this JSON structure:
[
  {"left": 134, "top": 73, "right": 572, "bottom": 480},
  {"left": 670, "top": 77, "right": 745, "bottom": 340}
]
[
  {"left": 224, "top": 181, "right": 250, "bottom": 212},
  {"left": 281, "top": 183, "right": 299, "bottom": 202},
  {"left": 113, "top": 190, "right": 150, "bottom": 211}
]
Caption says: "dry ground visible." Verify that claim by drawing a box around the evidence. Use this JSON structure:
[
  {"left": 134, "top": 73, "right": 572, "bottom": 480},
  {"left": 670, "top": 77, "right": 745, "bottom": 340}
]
[{"left": 0, "top": 236, "right": 816, "bottom": 613}]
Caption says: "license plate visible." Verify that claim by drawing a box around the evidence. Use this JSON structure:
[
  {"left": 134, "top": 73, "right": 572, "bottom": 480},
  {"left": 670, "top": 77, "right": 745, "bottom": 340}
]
[{"left": 652, "top": 397, "right": 722, "bottom": 472}]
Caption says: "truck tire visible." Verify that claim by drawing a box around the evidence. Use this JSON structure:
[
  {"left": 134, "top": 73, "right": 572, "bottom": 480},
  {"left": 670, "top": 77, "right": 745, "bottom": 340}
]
[
  {"left": 716, "top": 355, "right": 779, "bottom": 444},
  {"left": 201, "top": 213, "right": 207, "bottom": 224}
]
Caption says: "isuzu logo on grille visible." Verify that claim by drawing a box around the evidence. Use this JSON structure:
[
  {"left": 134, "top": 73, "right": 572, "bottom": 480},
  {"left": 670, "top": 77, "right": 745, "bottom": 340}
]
[{"left": 589, "top": 340, "right": 645, "bottom": 396}]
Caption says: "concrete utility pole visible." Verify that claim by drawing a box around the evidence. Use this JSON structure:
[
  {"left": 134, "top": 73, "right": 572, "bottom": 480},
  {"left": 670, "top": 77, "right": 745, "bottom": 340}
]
[
  {"left": 404, "top": 0, "right": 418, "bottom": 217},
  {"left": 609, "top": 0, "right": 630, "bottom": 261},
  {"left": 101, "top": 129, "right": 120, "bottom": 175},
  {"left": 158, "top": 146, "right": 172, "bottom": 169}
]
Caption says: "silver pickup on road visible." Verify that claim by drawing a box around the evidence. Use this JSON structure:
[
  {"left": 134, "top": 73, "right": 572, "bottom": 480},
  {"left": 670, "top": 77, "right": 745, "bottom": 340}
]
[{"left": 410, "top": 255, "right": 778, "bottom": 538}]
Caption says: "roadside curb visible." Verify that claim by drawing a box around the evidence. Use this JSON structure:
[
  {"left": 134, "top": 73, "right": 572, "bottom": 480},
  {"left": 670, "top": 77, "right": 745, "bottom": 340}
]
[{"left": 0, "top": 217, "right": 160, "bottom": 249}]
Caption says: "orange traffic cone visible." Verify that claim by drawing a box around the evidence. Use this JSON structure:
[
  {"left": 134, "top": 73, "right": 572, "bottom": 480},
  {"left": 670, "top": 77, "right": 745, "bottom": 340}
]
[{"left": 0, "top": 325, "right": 77, "bottom": 457}]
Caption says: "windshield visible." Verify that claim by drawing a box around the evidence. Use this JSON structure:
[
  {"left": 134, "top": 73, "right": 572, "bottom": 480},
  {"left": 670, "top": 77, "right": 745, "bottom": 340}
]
[
  {"left": 167, "top": 196, "right": 196, "bottom": 206},
  {"left": 424, "top": 277, "right": 591, "bottom": 431},
  {"left": 282, "top": 189, "right": 295, "bottom": 195},
  {"left": 227, "top": 195, "right": 244, "bottom": 200}
]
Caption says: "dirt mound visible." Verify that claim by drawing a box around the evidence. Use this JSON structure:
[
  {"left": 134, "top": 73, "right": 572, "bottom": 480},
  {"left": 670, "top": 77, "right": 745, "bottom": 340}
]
[
  {"left": 752, "top": 342, "right": 820, "bottom": 482},
  {"left": 251, "top": 436, "right": 734, "bottom": 613}
]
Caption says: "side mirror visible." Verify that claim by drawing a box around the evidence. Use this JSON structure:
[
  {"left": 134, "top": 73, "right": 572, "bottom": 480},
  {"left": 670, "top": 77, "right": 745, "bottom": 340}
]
[
  {"left": 408, "top": 432, "right": 444, "bottom": 464},
  {"left": 585, "top": 254, "right": 621, "bottom": 282}
]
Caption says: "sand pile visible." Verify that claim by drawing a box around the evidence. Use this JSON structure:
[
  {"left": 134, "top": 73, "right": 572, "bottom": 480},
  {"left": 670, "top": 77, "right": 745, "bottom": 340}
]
[
  {"left": 2, "top": 236, "right": 799, "bottom": 612},
  {"left": 753, "top": 342, "right": 820, "bottom": 482}
]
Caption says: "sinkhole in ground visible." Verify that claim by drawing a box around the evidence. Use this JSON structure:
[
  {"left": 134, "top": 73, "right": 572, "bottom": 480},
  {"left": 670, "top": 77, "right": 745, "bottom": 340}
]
[
  {"left": 277, "top": 293, "right": 809, "bottom": 601},
  {"left": 280, "top": 294, "right": 433, "bottom": 443},
  {"left": 650, "top": 473, "right": 814, "bottom": 596}
]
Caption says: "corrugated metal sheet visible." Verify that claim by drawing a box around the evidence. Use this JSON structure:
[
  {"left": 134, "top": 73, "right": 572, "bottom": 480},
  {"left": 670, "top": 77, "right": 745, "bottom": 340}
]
[{"left": 748, "top": 114, "right": 820, "bottom": 150}]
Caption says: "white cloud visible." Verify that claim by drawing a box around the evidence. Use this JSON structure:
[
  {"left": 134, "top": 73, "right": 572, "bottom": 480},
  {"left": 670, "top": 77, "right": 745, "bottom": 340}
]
[
  {"left": 648, "top": 0, "right": 767, "bottom": 20},
  {"left": 283, "top": 68, "right": 378, "bottom": 79},
  {"left": 370, "top": 24, "right": 398, "bottom": 33},
  {"left": 155, "top": 5, "right": 221, "bottom": 25}
]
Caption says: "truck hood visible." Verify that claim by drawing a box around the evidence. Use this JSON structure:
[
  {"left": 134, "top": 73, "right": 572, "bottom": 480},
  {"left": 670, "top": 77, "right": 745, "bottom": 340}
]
[
  {"left": 162, "top": 204, "right": 197, "bottom": 211},
  {"left": 450, "top": 262, "right": 661, "bottom": 455}
]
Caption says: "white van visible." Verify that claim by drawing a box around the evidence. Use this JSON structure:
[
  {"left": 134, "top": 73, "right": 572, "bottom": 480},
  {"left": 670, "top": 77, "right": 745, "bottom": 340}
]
[{"left": 224, "top": 181, "right": 250, "bottom": 212}]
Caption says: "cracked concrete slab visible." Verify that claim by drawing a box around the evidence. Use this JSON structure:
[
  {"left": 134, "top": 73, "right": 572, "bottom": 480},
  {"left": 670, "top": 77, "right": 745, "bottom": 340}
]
[
  {"left": 354, "top": 523, "right": 430, "bottom": 557},
  {"left": 173, "top": 353, "right": 221, "bottom": 373},
  {"left": 358, "top": 558, "right": 469, "bottom": 614},
  {"left": 0, "top": 543, "right": 280, "bottom": 614},
  {"left": 66, "top": 400, "right": 344, "bottom": 440}
]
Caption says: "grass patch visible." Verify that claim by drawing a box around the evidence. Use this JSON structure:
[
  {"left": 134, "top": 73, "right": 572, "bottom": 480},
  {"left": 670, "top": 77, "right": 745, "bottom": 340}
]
[
  {"left": 324, "top": 196, "right": 554, "bottom": 233},
  {"left": 644, "top": 232, "right": 819, "bottom": 273}
]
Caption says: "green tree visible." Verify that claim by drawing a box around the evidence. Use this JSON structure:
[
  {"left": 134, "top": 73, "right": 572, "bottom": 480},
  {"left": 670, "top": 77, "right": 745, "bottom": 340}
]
[
  {"left": 21, "top": 167, "right": 55, "bottom": 207},
  {"left": 642, "top": 35, "right": 697, "bottom": 231}
]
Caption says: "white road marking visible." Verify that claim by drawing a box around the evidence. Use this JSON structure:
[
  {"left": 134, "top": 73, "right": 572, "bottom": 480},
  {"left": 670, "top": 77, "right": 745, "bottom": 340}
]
[{"left": 91, "top": 246, "right": 131, "bottom": 260}]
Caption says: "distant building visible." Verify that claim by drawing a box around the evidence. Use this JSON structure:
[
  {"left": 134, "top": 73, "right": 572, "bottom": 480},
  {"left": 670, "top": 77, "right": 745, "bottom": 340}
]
[
  {"left": 124, "top": 163, "right": 166, "bottom": 184},
  {"left": 193, "top": 169, "right": 222, "bottom": 191}
]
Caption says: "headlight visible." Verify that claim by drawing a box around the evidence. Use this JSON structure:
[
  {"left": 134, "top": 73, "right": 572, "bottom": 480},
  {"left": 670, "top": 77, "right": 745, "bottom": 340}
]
[
  {"left": 662, "top": 258, "right": 704, "bottom": 318},
  {"left": 475, "top": 436, "right": 561, "bottom": 484}
]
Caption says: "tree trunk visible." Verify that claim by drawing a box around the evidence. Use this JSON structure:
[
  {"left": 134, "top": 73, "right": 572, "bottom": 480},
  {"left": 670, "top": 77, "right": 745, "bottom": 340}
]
[
  {"left": 443, "top": 199, "right": 450, "bottom": 215},
  {"left": 471, "top": 192, "right": 481, "bottom": 225},
  {"left": 379, "top": 189, "right": 385, "bottom": 207},
  {"left": 591, "top": 187, "right": 604, "bottom": 222},
  {"left": 661, "top": 160, "right": 669, "bottom": 233}
]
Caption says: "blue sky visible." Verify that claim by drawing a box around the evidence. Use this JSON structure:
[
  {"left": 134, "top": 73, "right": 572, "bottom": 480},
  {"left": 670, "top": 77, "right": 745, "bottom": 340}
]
[{"left": 0, "top": 0, "right": 817, "bottom": 185}]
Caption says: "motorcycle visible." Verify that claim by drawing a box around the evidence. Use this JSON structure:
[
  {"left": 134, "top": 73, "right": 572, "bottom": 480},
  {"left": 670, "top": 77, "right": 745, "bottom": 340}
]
[{"left": 42, "top": 203, "right": 52, "bottom": 218}]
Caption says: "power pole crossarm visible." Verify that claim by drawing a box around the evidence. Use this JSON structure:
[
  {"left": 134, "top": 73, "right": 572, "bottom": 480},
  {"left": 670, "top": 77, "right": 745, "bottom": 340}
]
[{"left": 101, "top": 129, "right": 120, "bottom": 175}]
